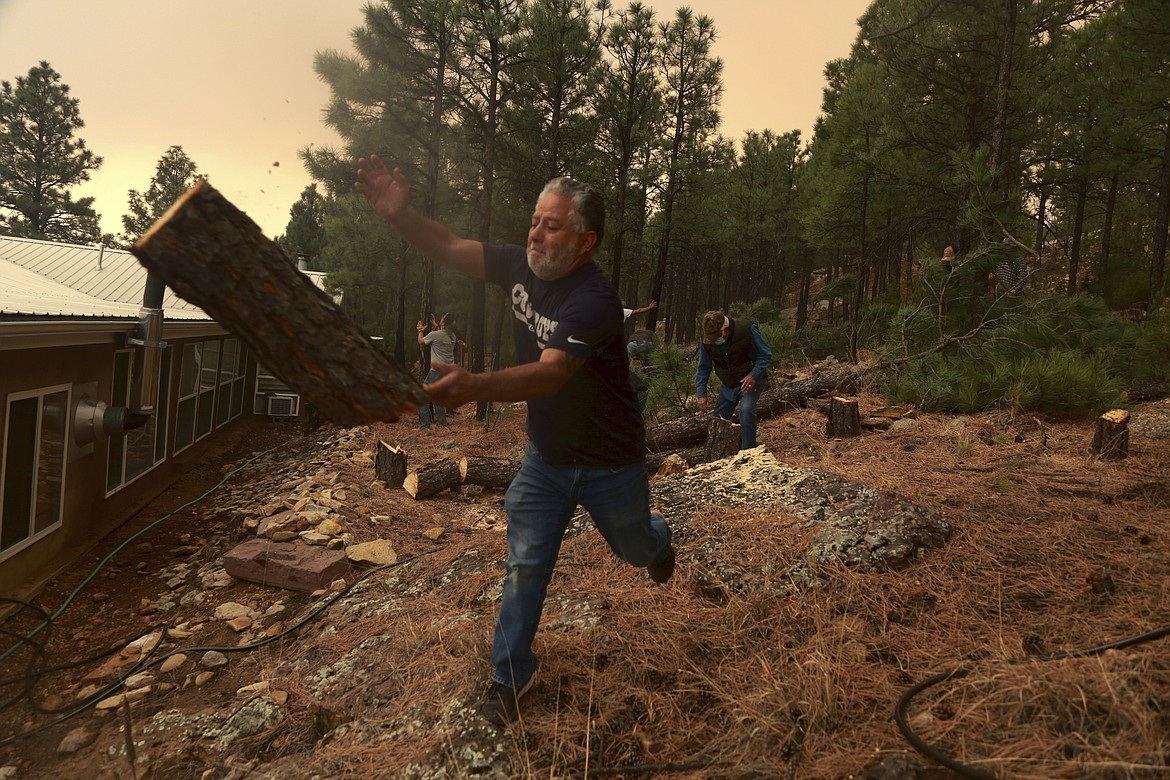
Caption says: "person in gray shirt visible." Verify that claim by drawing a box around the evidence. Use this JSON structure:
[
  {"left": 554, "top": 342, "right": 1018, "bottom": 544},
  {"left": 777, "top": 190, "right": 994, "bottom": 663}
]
[{"left": 418, "top": 313, "right": 463, "bottom": 427}]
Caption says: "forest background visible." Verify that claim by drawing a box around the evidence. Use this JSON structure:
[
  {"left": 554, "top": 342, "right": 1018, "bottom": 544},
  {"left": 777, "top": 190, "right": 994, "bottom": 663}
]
[{"left": 3, "top": 0, "right": 1170, "bottom": 419}]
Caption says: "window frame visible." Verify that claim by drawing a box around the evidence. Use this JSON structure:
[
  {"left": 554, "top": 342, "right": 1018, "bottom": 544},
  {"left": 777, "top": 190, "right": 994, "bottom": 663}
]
[
  {"left": 105, "top": 347, "right": 172, "bottom": 496},
  {"left": 0, "top": 384, "right": 69, "bottom": 562}
]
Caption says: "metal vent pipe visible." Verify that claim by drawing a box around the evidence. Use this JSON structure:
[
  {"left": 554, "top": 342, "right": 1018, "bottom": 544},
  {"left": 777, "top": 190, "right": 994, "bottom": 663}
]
[{"left": 129, "top": 271, "right": 167, "bottom": 415}]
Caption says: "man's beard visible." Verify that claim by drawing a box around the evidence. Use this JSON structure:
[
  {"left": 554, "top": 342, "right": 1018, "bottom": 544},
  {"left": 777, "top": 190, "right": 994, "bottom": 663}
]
[{"left": 527, "top": 243, "right": 576, "bottom": 281}]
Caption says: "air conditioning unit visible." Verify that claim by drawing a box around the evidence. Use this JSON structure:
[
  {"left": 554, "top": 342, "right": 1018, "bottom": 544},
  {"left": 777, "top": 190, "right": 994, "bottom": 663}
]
[{"left": 266, "top": 393, "right": 300, "bottom": 418}]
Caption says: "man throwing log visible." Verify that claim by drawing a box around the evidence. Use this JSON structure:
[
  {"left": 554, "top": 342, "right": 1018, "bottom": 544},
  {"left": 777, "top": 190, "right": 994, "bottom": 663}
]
[{"left": 355, "top": 156, "right": 675, "bottom": 727}]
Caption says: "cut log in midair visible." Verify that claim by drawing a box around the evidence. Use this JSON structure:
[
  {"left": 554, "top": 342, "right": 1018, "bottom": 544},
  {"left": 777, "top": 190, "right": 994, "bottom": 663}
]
[{"left": 130, "top": 180, "right": 428, "bottom": 426}]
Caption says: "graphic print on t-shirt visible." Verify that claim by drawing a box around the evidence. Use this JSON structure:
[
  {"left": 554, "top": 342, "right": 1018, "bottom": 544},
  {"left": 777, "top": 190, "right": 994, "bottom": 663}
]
[{"left": 511, "top": 282, "right": 559, "bottom": 348}]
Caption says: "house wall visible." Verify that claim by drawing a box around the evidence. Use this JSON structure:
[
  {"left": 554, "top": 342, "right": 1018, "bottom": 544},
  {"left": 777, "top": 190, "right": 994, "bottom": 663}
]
[{"left": 0, "top": 334, "right": 253, "bottom": 602}]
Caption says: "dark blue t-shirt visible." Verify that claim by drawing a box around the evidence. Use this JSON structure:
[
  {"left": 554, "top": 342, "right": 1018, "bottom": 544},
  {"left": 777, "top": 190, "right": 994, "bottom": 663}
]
[{"left": 484, "top": 243, "right": 644, "bottom": 467}]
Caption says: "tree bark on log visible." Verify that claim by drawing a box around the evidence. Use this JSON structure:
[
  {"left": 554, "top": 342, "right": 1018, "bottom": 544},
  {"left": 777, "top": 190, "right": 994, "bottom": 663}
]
[
  {"left": 459, "top": 455, "right": 519, "bottom": 489},
  {"left": 1090, "top": 409, "right": 1130, "bottom": 460},
  {"left": 1122, "top": 383, "right": 1169, "bottom": 404},
  {"left": 703, "top": 416, "right": 741, "bottom": 462},
  {"left": 646, "top": 364, "right": 862, "bottom": 452},
  {"left": 826, "top": 397, "right": 861, "bottom": 438},
  {"left": 375, "top": 440, "right": 408, "bottom": 488},
  {"left": 404, "top": 459, "right": 462, "bottom": 499},
  {"left": 130, "top": 180, "right": 427, "bottom": 426}
]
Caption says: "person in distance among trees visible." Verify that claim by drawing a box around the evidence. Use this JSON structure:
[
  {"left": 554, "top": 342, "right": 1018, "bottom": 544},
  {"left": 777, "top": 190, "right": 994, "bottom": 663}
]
[
  {"left": 355, "top": 154, "right": 675, "bottom": 728},
  {"left": 695, "top": 309, "right": 773, "bottom": 450},
  {"left": 417, "top": 312, "right": 465, "bottom": 429}
]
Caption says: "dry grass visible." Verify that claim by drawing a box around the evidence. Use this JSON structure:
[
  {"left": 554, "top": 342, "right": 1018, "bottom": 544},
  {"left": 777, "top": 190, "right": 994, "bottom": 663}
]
[{"left": 273, "top": 395, "right": 1170, "bottom": 778}]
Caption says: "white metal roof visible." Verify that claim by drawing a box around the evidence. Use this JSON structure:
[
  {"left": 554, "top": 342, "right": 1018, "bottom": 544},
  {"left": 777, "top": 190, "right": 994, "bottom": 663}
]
[
  {"left": 0, "top": 235, "right": 205, "bottom": 316},
  {"left": 1, "top": 258, "right": 146, "bottom": 318},
  {"left": 0, "top": 235, "right": 335, "bottom": 318}
]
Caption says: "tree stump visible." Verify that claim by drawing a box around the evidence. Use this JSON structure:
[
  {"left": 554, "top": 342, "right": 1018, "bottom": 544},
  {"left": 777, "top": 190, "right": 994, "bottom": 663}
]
[
  {"left": 703, "top": 415, "right": 741, "bottom": 462},
  {"left": 375, "top": 440, "right": 408, "bottom": 488},
  {"left": 459, "top": 455, "right": 519, "bottom": 490},
  {"left": 403, "top": 459, "right": 462, "bottom": 499},
  {"left": 130, "top": 180, "right": 427, "bottom": 425},
  {"left": 826, "top": 397, "right": 861, "bottom": 438},
  {"left": 1090, "top": 409, "right": 1130, "bottom": 460}
]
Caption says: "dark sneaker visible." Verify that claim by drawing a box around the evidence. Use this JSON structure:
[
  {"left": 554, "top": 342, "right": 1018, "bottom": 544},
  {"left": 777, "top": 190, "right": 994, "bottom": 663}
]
[
  {"left": 647, "top": 545, "right": 676, "bottom": 584},
  {"left": 479, "top": 678, "right": 534, "bottom": 726}
]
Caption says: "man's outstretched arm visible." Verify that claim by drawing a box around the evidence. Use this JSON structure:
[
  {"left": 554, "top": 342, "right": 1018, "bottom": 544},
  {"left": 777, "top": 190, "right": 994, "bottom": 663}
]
[{"left": 355, "top": 154, "right": 486, "bottom": 280}]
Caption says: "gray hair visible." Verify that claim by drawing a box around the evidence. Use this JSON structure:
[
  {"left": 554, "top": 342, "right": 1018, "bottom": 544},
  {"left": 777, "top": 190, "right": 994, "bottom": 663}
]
[{"left": 540, "top": 177, "right": 605, "bottom": 243}]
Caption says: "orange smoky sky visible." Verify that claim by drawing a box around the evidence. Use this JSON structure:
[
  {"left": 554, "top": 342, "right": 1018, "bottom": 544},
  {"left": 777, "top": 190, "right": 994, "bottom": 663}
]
[{"left": 0, "top": 0, "right": 870, "bottom": 241}]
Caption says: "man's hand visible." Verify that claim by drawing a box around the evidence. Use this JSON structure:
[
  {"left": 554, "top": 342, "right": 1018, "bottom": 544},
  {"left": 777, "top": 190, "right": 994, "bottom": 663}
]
[
  {"left": 355, "top": 155, "right": 410, "bottom": 223},
  {"left": 416, "top": 320, "right": 426, "bottom": 332},
  {"left": 740, "top": 374, "right": 757, "bottom": 393},
  {"left": 422, "top": 361, "right": 479, "bottom": 408},
  {"left": 430, "top": 315, "right": 440, "bottom": 329},
  {"left": 697, "top": 395, "right": 708, "bottom": 413}
]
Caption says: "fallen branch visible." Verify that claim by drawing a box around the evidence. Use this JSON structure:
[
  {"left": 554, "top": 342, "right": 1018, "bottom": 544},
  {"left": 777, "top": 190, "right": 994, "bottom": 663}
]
[{"left": 646, "top": 363, "right": 863, "bottom": 452}]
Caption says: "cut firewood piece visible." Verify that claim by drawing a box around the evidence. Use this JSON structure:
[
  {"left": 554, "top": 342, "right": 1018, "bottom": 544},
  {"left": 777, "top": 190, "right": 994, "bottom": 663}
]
[
  {"left": 703, "top": 415, "right": 741, "bottom": 462},
  {"left": 646, "top": 447, "right": 705, "bottom": 475},
  {"left": 826, "top": 397, "right": 861, "bottom": 438},
  {"left": 375, "top": 440, "right": 408, "bottom": 488},
  {"left": 403, "top": 459, "right": 462, "bottom": 499},
  {"left": 459, "top": 455, "right": 519, "bottom": 489},
  {"left": 1090, "top": 409, "right": 1130, "bottom": 460},
  {"left": 130, "top": 180, "right": 427, "bottom": 426},
  {"left": 860, "top": 417, "right": 893, "bottom": 431}
]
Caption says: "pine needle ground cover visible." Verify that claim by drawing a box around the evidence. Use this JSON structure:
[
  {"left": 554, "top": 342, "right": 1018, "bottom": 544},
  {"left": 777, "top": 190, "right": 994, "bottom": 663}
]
[{"left": 0, "top": 396, "right": 1166, "bottom": 779}]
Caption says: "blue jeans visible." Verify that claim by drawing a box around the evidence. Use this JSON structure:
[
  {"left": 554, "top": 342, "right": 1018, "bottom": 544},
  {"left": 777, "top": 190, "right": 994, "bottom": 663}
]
[
  {"left": 713, "top": 383, "right": 762, "bottom": 449},
  {"left": 419, "top": 369, "right": 447, "bottom": 428},
  {"left": 491, "top": 443, "right": 672, "bottom": 689}
]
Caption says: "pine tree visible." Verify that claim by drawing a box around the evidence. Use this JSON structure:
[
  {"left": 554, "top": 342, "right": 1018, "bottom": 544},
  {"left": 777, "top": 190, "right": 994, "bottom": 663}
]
[
  {"left": 505, "top": 0, "right": 606, "bottom": 189},
  {"left": 594, "top": 1, "right": 664, "bottom": 297},
  {"left": 119, "top": 145, "right": 201, "bottom": 246},
  {"left": 0, "top": 61, "right": 102, "bottom": 243},
  {"left": 646, "top": 8, "right": 724, "bottom": 339},
  {"left": 275, "top": 184, "right": 328, "bottom": 264}
]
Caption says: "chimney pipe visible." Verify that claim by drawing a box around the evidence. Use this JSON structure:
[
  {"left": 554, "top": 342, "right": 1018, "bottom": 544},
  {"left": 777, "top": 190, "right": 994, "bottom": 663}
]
[
  {"left": 128, "top": 271, "right": 167, "bottom": 415},
  {"left": 297, "top": 253, "right": 309, "bottom": 272}
]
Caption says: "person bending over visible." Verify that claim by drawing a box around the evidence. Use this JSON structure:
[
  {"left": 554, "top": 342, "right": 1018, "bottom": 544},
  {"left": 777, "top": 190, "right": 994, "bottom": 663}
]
[{"left": 695, "top": 309, "right": 773, "bottom": 450}]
